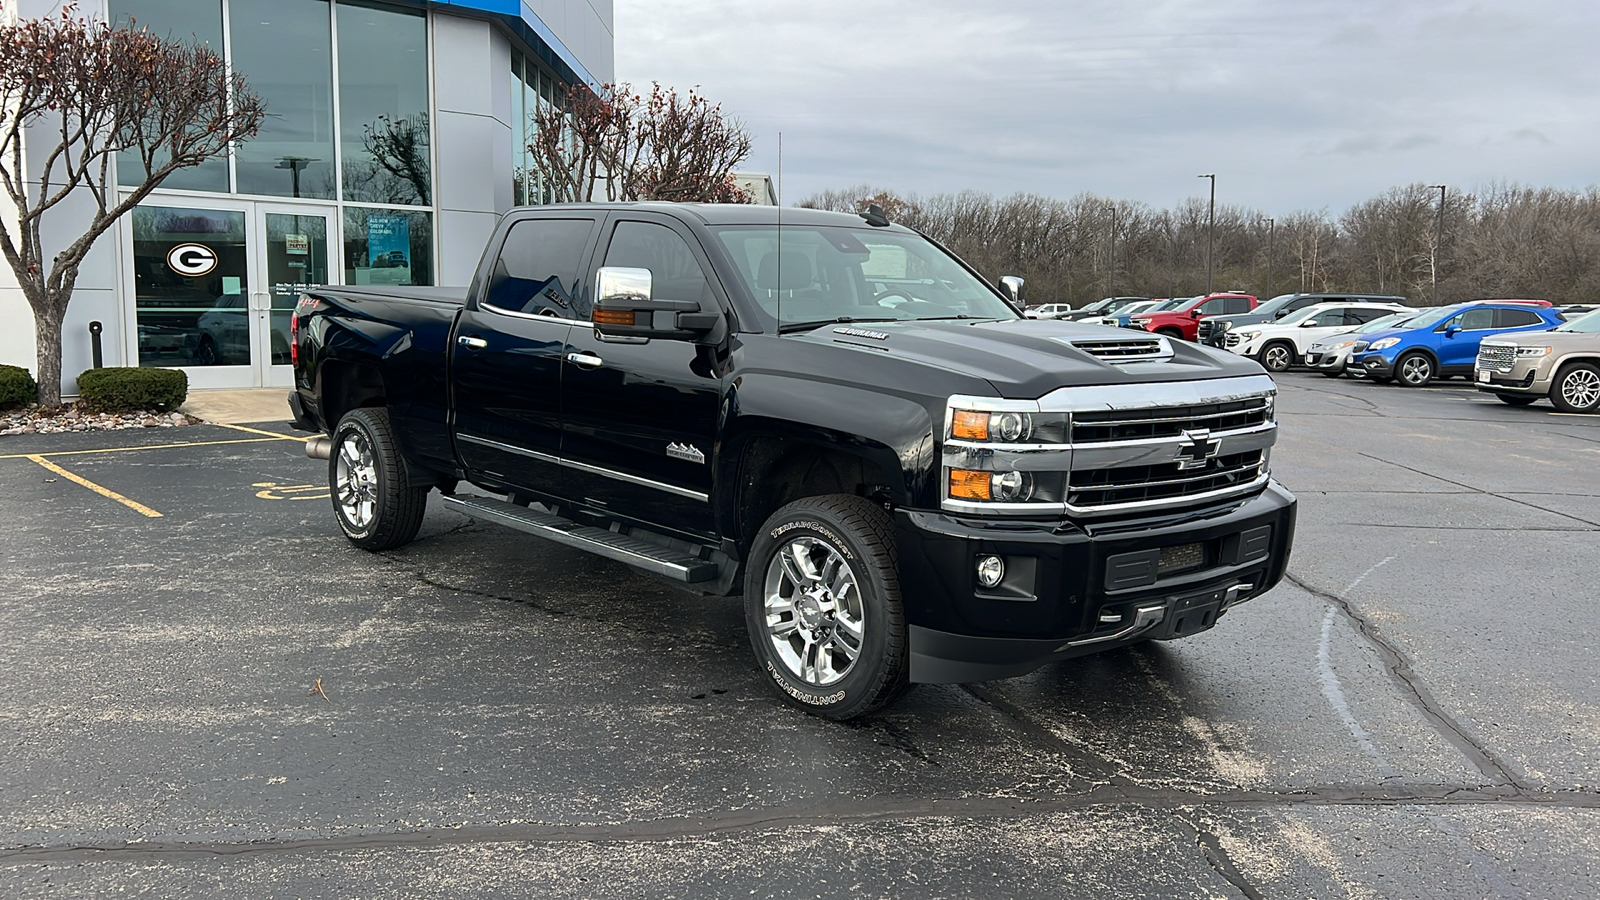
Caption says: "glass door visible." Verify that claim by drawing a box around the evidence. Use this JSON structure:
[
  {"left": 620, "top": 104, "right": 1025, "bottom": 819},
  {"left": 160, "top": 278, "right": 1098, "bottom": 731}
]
[
  {"left": 256, "top": 206, "right": 334, "bottom": 388},
  {"left": 129, "top": 202, "right": 256, "bottom": 389}
]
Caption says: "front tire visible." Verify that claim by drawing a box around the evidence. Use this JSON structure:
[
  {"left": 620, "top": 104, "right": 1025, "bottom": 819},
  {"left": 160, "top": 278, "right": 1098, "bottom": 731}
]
[
  {"left": 330, "top": 408, "right": 428, "bottom": 551},
  {"left": 1259, "top": 341, "right": 1295, "bottom": 373},
  {"left": 1396, "top": 352, "right": 1435, "bottom": 387},
  {"left": 1550, "top": 362, "right": 1600, "bottom": 413},
  {"left": 744, "top": 495, "right": 911, "bottom": 720}
]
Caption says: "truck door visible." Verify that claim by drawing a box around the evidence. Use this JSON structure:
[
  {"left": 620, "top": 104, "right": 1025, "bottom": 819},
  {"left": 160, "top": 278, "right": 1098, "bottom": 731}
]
[
  {"left": 451, "top": 214, "right": 598, "bottom": 497},
  {"left": 559, "top": 216, "right": 725, "bottom": 539}
]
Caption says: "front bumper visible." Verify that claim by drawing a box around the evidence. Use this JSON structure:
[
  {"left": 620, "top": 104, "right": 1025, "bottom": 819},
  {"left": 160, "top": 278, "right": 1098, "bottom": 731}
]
[
  {"left": 895, "top": 482, "right": 1297, "bottom": 683},
  {"left": 1474, "top": 359, "right": 1553, "bottom": 395},
  {"left": 1353, "top": 352, "right": 1396, "bottom": 378}
]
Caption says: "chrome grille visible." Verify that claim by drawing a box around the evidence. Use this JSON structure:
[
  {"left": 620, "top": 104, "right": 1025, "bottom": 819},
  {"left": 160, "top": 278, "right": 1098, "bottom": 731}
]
[
  {"left": 1067, "top": 336, "right": 1172, "bottom": 362},
  {"left": 1069, "top": 451, "right": 1265, "bottom": 509},
  {"left": 1070, "top": 398, "right": 1272, "bottom": 444},
  {"left": 1224, "top": 333, "right": 1243, "bottom": 348},
  {"left": 1196, "top": 320, "right": 1216, "bottom": 340},
  {"left": 1477, "top": 344, "right": 1515, "bottom": 373}
]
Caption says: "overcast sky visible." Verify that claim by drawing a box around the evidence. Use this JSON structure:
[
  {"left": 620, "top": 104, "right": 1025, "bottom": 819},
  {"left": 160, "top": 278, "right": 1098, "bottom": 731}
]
[{"left": 614, "top": 0, "right": 1600, "bottom": 217}]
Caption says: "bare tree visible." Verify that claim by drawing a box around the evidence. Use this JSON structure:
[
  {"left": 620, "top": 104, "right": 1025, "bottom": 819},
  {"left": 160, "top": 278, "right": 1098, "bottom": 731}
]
[
  {"left": 0, "top": 6, "right": 264, "bottom": 405},
  {"left": 346, "top": 112, "right": 430, "bottom": 205},
  {"left": 527, "top": 81, "right": 751, "bottom": 204}
]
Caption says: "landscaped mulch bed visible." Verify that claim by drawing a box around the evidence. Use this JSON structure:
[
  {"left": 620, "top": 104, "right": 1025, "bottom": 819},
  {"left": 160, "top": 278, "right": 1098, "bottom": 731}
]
[{"left": 1, "top": 405, "right": 203, "bottom": 436}]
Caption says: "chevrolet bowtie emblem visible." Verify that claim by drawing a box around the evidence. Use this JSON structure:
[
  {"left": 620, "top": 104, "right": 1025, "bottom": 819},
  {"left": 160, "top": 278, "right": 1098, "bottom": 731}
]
[{"left": 1175, "top": 428, "right": 1221, "bottom": 470}]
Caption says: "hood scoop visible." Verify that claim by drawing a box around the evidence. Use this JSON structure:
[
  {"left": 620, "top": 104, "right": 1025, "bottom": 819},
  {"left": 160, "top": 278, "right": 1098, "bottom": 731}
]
[{"left": 1063, "top": 335, "right": 1175, "bottom": 363}]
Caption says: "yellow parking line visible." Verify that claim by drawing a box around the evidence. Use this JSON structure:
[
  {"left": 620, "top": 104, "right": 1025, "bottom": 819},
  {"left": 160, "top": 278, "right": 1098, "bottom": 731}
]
[
  {"left": 212, "top": 423, "right": 308, "bottom": 442},
  {"left": 0, "top": 437, "right": 284, "bottom": 460},
  {"left": 28, "top": 455, "right": 163, "bottom": 518}
]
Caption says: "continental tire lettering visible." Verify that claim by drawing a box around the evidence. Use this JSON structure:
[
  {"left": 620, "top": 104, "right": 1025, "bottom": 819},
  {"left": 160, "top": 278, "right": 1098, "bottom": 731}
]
[
  {"left": 769, "top": 520, "right": 855, "bottom": 559},
  {"left": 766, "top": 661, "right": 846, "bottom": 706}
]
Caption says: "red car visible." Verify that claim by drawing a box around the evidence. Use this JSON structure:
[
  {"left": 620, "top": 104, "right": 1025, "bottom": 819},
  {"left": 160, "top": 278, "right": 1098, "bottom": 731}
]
[{"left": 1129, "top": 293, "right": 1258, "bottom": 341}]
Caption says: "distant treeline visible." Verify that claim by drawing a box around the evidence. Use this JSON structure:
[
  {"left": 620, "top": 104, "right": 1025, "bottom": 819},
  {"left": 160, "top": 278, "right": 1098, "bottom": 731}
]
[{"left": 798, "top": 182, "right": 1600, "bottom": 307}]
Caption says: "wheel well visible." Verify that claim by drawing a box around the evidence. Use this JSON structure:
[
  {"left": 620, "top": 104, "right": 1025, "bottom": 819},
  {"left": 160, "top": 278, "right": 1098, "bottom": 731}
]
[
  {"left": 1157, "top": 327, "right": 1184, "bottom": 338},
  {"left": 1397, "top": 347, "right": 1437, "bottom": 365},
  {"left": 320, "top": 361, "right": 386, "bottom": 430},
  {"left": 734, "top": 436, "right": 895, "bottom": 556}
]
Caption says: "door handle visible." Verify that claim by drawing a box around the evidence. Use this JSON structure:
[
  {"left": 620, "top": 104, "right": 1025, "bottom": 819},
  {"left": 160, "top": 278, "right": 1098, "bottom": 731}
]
[
  {"left": 566, "top": 352, "right": 604, "bottom": 368},
  {"left": 457, "top": 335, "right": 488, "bottom": 349}
]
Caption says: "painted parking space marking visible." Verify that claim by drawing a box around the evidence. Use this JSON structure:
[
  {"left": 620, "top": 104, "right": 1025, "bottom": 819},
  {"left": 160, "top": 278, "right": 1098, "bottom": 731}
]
[
  {"left": 26, "top": 454, "right": 163, "bottom": 518},
  {"left": 254, "top": 481, "right": 329, "bottom": 501},
  {"left": 214, "top": 423, "right": 309, "bottom": 442}
]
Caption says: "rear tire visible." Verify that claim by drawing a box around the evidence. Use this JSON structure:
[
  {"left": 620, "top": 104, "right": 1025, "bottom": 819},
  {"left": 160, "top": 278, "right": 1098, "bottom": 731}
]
[
  {"left": 329, "top": 408, "right": 428, "bottom": 551},
  {"left": 744, "top": 494, "right": 912, "bottom": 720},
  {"left": 1550, "top": 362, "right": 1600, "bottom": 413}
]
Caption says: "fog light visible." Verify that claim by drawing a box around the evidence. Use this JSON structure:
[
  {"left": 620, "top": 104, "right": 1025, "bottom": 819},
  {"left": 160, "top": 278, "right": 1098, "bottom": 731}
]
[{"left": 976, "top": 555, "right": 1005, "bottom": 588}]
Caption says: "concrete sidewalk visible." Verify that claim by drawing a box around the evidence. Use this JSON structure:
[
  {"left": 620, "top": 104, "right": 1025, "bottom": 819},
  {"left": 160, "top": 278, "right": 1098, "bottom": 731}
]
[{"left": 178, "top": 388, "right": 293, "bottom": 425}]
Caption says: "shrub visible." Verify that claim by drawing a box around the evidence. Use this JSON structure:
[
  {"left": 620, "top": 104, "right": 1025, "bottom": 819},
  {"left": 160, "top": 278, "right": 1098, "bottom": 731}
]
[
  {"left": 76, "top": 367, "right": 188, "bottom": 412},
  {"left": 0, "top": 364, "right": 37, "bottom": 408}
]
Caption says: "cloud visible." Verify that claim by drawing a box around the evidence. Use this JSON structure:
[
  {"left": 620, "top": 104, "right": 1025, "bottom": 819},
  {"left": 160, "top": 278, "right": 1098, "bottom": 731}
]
[{"left": 614, "top": 0, "right": 1600, "bottom": 216}]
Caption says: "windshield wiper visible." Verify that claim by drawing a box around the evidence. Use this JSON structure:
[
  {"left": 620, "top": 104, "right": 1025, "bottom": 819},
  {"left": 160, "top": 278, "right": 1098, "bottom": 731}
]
[{"left": 777, "top": 316, "right": 900, "bottom": 334}]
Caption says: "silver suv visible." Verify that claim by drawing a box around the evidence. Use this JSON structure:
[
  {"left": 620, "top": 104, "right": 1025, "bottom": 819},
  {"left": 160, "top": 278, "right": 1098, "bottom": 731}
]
[{"left": 1475, "top": 308, "right": 1600, "bottom": 412}]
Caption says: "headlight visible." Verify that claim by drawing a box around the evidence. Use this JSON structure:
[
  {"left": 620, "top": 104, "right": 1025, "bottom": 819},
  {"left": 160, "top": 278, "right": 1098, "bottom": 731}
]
[
  {"left": 1235, "top": 330, "right": 1262, "bottom": 341},
  {"left": 949, "top": 409, "right": 1069, "bottom": 443},
  {"left": 1334, "top": 340, "right": 1356, "bottom": 349},
  {"left": 1516, "top": 346, "right": 1552, "bottom": 357},
  {"left": 1368, "top": 337, "right": 1401, "bottom": 351},
  {"left": 947, "top": 469, "right": 1036, "bottom": 502},
  {"left": 1213, "top": 321, "right": 1232, "bottom": 333}
]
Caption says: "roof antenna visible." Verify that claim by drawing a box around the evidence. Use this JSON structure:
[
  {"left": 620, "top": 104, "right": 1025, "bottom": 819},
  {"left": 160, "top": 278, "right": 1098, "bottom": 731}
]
[{"left": 861, "top": 203, "right": 891, "bottom": 227}]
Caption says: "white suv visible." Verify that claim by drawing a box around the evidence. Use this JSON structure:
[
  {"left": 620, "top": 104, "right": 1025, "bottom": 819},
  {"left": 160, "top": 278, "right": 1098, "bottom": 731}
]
[
  {"left": 1225, "top": 302, "right": 1409, "bottom": 372},
  {"left": 1026, "top": 303, "right": 1073, "bottom": 319}
]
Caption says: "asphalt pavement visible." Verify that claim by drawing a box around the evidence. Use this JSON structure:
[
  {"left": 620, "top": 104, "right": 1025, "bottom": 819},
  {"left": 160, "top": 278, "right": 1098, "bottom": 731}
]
[{"left": 1, "top": 376, "right": 1598, "bottom": 898}]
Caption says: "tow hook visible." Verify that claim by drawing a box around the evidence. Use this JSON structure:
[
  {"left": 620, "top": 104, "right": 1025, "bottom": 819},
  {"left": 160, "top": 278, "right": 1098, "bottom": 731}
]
[{"left": 305, "top": 435, "right": 332, "bottom": 460}]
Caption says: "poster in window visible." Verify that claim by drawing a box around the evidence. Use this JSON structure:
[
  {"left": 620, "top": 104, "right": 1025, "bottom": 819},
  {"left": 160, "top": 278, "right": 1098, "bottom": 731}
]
[{"left": 366, "top": 214, "right": 412, "bottom": 284}]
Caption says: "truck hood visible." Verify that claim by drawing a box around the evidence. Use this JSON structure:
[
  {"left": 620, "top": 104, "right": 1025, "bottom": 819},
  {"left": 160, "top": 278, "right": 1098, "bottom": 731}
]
[{"left": 786, "top": 318, "right": 1264, "bottom": 399}]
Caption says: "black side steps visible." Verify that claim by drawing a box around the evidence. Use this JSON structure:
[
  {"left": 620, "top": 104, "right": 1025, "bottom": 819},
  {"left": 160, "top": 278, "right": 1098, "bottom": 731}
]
[{"left": 439, "top": 494, "right": 719, "bottom": 583}]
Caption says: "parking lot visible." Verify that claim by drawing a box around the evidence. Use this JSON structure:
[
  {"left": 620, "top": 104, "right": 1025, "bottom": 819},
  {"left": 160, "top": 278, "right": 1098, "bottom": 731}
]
[{"left": 2, "top": 374, "right": 1598, "bottom": 897}]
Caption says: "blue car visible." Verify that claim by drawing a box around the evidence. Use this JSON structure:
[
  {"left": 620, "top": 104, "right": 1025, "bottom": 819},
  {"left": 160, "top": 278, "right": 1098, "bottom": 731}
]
[{"left": 1349, "top": 301, "right": 1563, "bottom": 387}]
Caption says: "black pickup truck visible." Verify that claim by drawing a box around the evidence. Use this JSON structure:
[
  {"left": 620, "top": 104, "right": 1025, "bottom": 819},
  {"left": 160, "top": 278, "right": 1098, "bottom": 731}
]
[{"left": 289, "top": 203, "right": 1296, "bottom": 719}]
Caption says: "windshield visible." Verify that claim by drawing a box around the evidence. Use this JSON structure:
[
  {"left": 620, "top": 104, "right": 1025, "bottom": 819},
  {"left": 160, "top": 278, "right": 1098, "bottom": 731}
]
[
  {"left": 1358, "top": 311, "right": 1420, "bottom": 333},
  {"left": 1398, "top": 306, "right": 1461, "bottom": 329},
  {"left": 710, "top": 225, "right": 1018, "bottom": 329},
  {"left": 1557, "top": 308, "right": 1600, "bottom": 332},
  {"left": 1255, "top": 293, "right": 1301, "bottom": 315},
  {"left": 1145, "top": 297, "right": 1190, "bottom": 312}
]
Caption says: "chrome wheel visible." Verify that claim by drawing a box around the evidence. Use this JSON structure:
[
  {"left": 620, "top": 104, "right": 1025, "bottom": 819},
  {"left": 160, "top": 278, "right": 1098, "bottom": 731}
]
[
  {"left": 1398, "top": 354, "right": 1433, "bottom": 386},
  {"left": 334, "top": 430, "right": 378, "bottom": 531},
  {"left": 1559, "top": 368, "right": 1600, "bottom": 410},
  {"left": 763, "top": 536, "right": 865, "bottom": 686}
]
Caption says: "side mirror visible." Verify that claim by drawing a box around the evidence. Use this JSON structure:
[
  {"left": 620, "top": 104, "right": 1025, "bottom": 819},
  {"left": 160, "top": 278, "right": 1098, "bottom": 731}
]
[
  {"left": 1445, "top": 325, "right": 1461, "bottom": 337},
  {"left": 592, "top": 266, "right": 718, "bottom": 341},
  {"left": 1299, "top": 320, "right": 1319, "bottom": 327},
  {"left": 1274, "top": 308, "right": 1290, "bottom": 318},
  {"left": 1190, "top": 308, "right": 1204, "bottom": 318},
  {"left": 999, "top": 275, "right": 1025, "bottom": 312}
]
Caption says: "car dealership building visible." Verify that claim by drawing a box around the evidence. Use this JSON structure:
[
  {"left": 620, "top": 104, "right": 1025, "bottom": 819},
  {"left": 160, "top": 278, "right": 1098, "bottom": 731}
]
[{"left": 0, "top": 0, "right": 614, "bottom": 395}]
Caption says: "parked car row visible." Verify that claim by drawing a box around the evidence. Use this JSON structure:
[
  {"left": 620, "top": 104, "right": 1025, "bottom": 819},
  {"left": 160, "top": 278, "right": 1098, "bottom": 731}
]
[{"left": 1077, "top": 288, "right": 1600, "bottom": 414}]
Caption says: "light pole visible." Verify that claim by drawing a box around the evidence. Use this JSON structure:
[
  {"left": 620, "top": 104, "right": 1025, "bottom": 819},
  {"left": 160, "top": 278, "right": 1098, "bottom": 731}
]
[
  {"left": 1104, "top": 203, "right": 1117, "bottom": 297},
  {"left": 1430, "top": 184, "right": 1446, "bottom": 306},
  {"left": 276, "top": 156, "right": 317, "bottom": 199},
  {"left": 1265, "top": 216, "right": 1275, "bottom": 294},
  {"left": 1198, "top": 174, "right": 1215, "bottom": 295}
]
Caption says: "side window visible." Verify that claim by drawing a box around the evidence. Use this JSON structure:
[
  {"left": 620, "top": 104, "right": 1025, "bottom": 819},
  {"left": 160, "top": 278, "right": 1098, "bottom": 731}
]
[
  {"left": 1308, "top": 308, "right": 1347, "bottom": 327},
  {"left": 483, "top": 217, "right": 596, "bottom": 318},
  {"left": 1458, "top": 308, "right": 1495, "bottom": 330},
  {"left": 1226, "top": 296, "right": 1253, "bottom": 314},
  {"left": 1288, "top": 296, "right": 1321, "bottom": 313},
  {"left": 601, "top": 221, "right": 713, "bottom": 313},
  {"left": 1495, "top": 308, "right": 1542, "bottom": 328},
  {"left": 1347, "top": 308, "right": 1386, "bottom": 325},
  {"left": 1197, "top": 297, "right": 1227, "bottom": 314}
]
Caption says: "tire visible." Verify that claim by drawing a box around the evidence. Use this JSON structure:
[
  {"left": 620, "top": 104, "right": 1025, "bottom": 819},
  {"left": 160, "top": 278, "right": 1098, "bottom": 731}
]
[
  {"left": 329, "top": 408, "right": 428, "bottom": 551},
  {"left": 744, "top": 494, "right": 912, "bottom": 720},
  {"left": 1550, "top": 362, "right": 1600, "bottom": 413},
  {"left": 1495, "top": 393, "right": 1539, "bottom": 407},
  {"left": 1396, "top": 351, "right": 1435, "bottom": 387},
  {"left": 1259, "top": 341, "right": 1295, "bottom": 373},
  {"left": 193, "top": 337, "right": 220, "bottom": 366}
]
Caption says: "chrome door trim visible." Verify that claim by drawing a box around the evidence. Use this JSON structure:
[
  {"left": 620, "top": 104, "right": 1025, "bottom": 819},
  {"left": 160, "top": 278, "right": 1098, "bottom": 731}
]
[{"left": 458, "top": 433, "right": 710, "bottom": 503}]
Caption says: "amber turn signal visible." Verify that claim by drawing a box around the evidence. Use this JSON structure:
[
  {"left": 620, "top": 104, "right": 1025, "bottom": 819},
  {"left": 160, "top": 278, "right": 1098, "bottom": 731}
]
[
  {"left": 593, "top": 309, "right": 636, "bottom": 326},
  {"left": 948, "top": 468, "right": 992, "bottom": 500},
  {"left": 951, "top": 410, "right": 989, "bottom": 440}
]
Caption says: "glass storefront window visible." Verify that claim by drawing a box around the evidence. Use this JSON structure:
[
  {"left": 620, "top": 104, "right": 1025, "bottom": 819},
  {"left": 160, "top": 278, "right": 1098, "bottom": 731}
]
[
  {"left": 231, "top": 0, "right": 337, "bottom": 199},
  {"left": 337, "top": 1, "right": 430, "bottom": 205},
  {"left": 110, "top": 0, "right": 229, "bottom": 193},
  {"left": 131, "top": 206, "right": 250, "bottom": 367},
  {"left": 343, "top": 207, "right": 433, "bottom": 286},
  {"left": 511, "top": 52, "right": 526, "bottom": 206}
]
